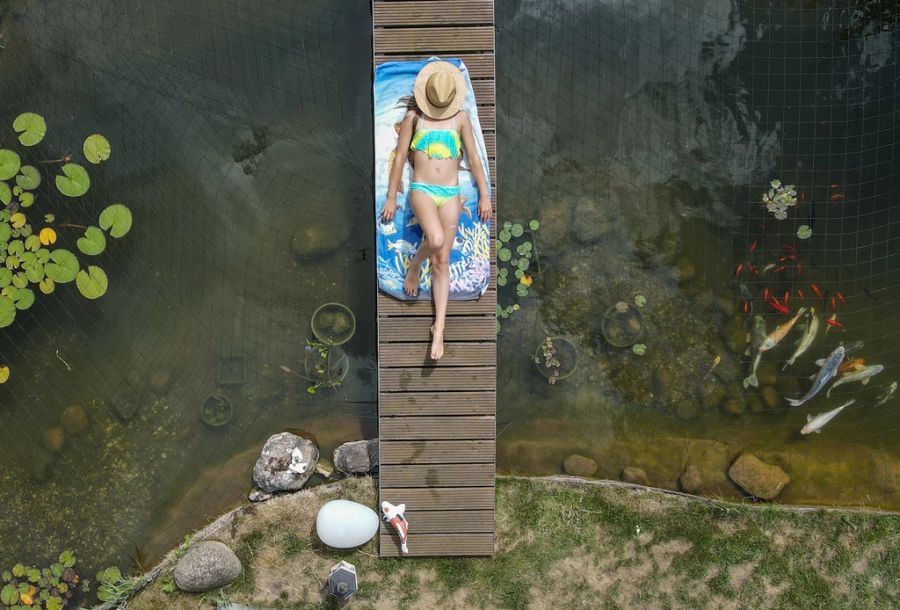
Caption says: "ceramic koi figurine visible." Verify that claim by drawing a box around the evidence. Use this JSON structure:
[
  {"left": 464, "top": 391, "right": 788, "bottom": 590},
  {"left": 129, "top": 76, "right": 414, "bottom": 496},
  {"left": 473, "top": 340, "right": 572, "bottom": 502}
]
[{"left": 381, "top": 501, "right": 408, "bottom": 555}]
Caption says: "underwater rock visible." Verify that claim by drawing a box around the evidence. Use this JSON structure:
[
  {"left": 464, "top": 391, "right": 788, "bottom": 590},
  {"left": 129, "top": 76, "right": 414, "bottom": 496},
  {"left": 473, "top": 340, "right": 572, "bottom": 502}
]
[
  {"left": 536, "top": 198, "right": 572, "bottom": 249},
  {"left": 671, "top": 258, "right": 695, "bottom": 284},
  {"left": 723, "top": 316, "right": 746, "bottom": 354},
  {"left": 563, "top": 454, "right": 598, "bottom": 477},
  {"left": 174, "top": 540, "right": 242, "bottom": 593},
  {"left": 745, "top": 393, "right": 765, "bottom": 413},
  {"left": 675, "top": 398, "right": 701, "bottom": 420},
  {"left": 252, "top": 432, "right": 319, "bottom": 492},
  {"left": 699, "top": 381, "right": 727, "bottom": 409},
  {"left": 60, "top": 405, "right": 88, "bottom": 435},
  {"left": 728, "top": 453, "right": 790, "bottom": 500},
  {"left": 761, "top": 385, "right": 779, "bottom": 409},
  {"left": 42, "top": 427, "right": 66, "bottom": 453},
  {"left": 572, "top": 197, "right": 611, "bottom": 244},
  {"left": 679, "top": 464, "right": 703, "bottom": 494},
  {"left": 621, "top": 466, "right": 648, "bottom": 486},
  {"left": 149, "top": 368, "right": 175, "bottom": 394},
  {"left": 333, "top": 439, "right": 378, "bottom": 475},
  {"left": 723, "top": 397, "right": 745, "bottom": 416},
  {"left": 756, "top": 362, "right": 777, "bottom": 387},
  {"left": 290, "top": 221, "right": 351, "bottom": 260},
  {"left": 109, "top": 392, "right": 142, "bottom": 422}
]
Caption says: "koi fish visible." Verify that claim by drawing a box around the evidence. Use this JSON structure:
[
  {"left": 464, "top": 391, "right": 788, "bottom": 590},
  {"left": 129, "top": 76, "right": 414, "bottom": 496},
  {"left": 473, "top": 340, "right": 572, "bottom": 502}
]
[
  {"left": 702, "top": 354, "right": 721, "bottom": 383},
  {"left": 810, "top": 283, "right": 822, "bottom": 299},
  {"left": 381, "top": 501, "right": 409, "bottom": 554},
  {"left": 785, "top": 345, "right": 845, "bottom": 407},
  {"left": 874, "top": 381, "right": 897, "bottom": 407},
  {"left": 826, "top": 364, "right": 884, "bottom": 397},
  {"left": 760, "top": 307, "right": 807, "bottom": 352},
  {"left": 742, "top": 316, "right": 767, "bottom": 388},
  {"left": 768, "top": 295, "right": 789, "bottom": 314},
  {"left": 783, "top": 308, "right": 819, "bottom": 370},
  {"left": 801, "top": 399, "right": 854, "bottom": 435},
  {"left": 839, "top": 357, "right": 866, "bottom": 374},
  {"left": 824, "top": 313, "right": 844, "bottom": 332},
  {"left": 842, "top": 340, "right": 865, "bottom": 356},
  {"left": 830, "top": 193, "right": 845, "bottom": 202}
]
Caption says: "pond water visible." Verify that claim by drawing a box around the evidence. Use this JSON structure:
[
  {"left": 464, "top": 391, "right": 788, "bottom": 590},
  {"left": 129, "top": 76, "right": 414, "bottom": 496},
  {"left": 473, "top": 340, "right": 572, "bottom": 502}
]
[{"left": 0, "top": 0, "right": 897, "bottom": 583}]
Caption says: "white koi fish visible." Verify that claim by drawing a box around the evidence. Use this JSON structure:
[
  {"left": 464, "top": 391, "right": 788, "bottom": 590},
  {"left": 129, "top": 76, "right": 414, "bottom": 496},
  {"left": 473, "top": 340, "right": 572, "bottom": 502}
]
[
  {"left": 760, "top": 307, "right": 807, "bottom": 352},
  {"left": 786, "top": 345, "right": 845, "bottom": 407},
  {"left": 874, "top": 381, "right": 897, "bottom": 407},
  {"left": 801, "top": 399, "right": 854, "bottom": 435},
  {"left": 826, "top": 364, "right": 884, "bottom": 397},
  {"left": 783, "top": 308, "right": 819, "bottom": 370},
  {"left": 743, "top": 316, "right": 767, "bottom": 388}
]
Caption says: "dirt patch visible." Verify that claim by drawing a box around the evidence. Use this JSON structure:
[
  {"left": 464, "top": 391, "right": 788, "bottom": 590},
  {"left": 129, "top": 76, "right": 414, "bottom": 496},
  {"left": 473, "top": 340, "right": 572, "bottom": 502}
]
[
  {"left": 650, "top": 539, "right": 692, "bottom": 572},
  {"left": 727, "top": 560, "right": 758, "bottom": 590}
]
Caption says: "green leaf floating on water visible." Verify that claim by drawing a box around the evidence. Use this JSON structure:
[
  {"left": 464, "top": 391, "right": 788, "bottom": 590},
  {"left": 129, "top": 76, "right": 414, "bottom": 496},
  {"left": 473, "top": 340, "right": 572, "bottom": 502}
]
[
  {"left": 24, "top": 234, "right": 40, "bottom": 252},
  {"left": 99, "top": 203, "right": 132, "bottom": 238},
  {"left": 497, "top": 275, "right": 507, "bottom": 286},
  {"left": 0, "top": 224, "right": 9, "bottom": 244},
  {"left": 16, "top": 165, "right": 41, "bottom": 190},
  {"left": 0, "top": 150, "right": 21, "bottom": 181},
  {"left": 517, "top": 258, "right": 530, "bottom": 270},
  {"left": 498, "top": 267, "right": 508, "bottom": 277},
  {"left": 797, "top": 224, "right": 812, "bottom": 239},
  {"left": 44, "top": 213, "right": 55, "bottom": 223},
  {"left": 19, "top": 192, "right": 35, "bottom": 207},
  {"left": 13, "top": 113, "right": 47, "bottom": 146},
  {"left": 499, "top": 229, "right": 511, "bottom": 242},
  {"left": 0, "top": 181, "right": 9, "bottom": 205},
  {"left": 12, "top": 287, "right": 34, "bottom": 310},
  {"left": 77, "top": 226, "right": 106, "bottom": 255},
  {"left": 39, "top": 277, "right": 54, "bottom": 294},
  {"left": 83, "top": 133, "right": 111, "bottom": 164},
  {"left": 12, "top": 272, "right": 27, "bottom": 289},
  {"left": 529, "top": 219, "right": 540, "bottom": 230},
  {"left": 498, "top": 247, "right": 511, "bottom": 262},
  {"left": 1, "top": 583, "right": 18, "bottom": 605},
  {"left": 510, "top": 223, "right": 524, "bottom": 237},
  {"left": 0, "top": 295, "right": 15, "bottom": 328},
  {"left": 76, "top": 265, "right": 108, "bottom": 299},
  {"left": 44, "top": 249, "right": 79, "bottom": 283},
  {"left": 55, "top": 163, "right": 90, "bottom": 197},
  {"left": 36, "top": 248, "right": 50, "bottom": 264},
  {"left": 0, "top": 269, "right": 10, "bottom": 288}
]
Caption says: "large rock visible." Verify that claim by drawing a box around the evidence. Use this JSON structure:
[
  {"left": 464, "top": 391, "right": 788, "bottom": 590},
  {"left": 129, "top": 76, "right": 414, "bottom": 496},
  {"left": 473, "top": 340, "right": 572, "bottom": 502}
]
[
  {"left": 333, "top": 439, "right": 378, "bottom": 475},
  {"left": 728, "top": 453, "right": 790, "bottom": 500},
  {"left": 174, "top": 541, "right": 242, "bottom": 593},
  {"left": 621, "top": 466, "right": 648, "bottom": 486},
  {"left": 252, "top": 432, "right": 319, "bottom": 492},
  {"left": 572, "top": 197, "right": 612, "bottom": 244},
  {"left": 563, "top": 454, "right": 598, "bottom": 477},
  {"left": 679, "top": 465, "right": 703, "bottom": 494},
  {"left": 60, "top": 405, "right": 88, "bottom": 435}
]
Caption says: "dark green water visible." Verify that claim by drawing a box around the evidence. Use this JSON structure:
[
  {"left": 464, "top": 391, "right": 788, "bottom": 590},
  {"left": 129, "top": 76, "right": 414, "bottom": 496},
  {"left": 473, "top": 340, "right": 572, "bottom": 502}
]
[{"left": 0, "top": 0, "right": 897, "bottom": 584}]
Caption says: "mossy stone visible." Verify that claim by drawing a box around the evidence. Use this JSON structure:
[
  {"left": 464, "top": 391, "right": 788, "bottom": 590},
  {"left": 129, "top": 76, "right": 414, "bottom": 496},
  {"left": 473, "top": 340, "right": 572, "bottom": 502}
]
[
  {"left": 723, "top": 397, "right": 745, "bottom": 416},
  {"left": 563, "top": 454, "right": 598, "bottom": 477},
  {"left": 679, "top": 464, "right": 703, "bottom": 494},
  {"left": 42, "top": 427, "right": 66, "bottom": 453},
  {"left": 60, "top": 404, "right": 88, "bottom": 435},
  {"left": 761, "top": 385, "right": 779, "bottom": 409},
  {"left": 621, "top": 466, "right": 648, "bottom": 486}
]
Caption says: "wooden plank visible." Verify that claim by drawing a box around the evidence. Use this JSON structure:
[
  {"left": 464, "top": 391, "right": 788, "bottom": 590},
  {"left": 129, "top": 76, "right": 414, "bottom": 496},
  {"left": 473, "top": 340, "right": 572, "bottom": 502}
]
[
  {"left": 379, "top": 342, "right": 495, "bottom": 367},
  {"left": 377, "top": 290, "right": 496, "bottom": 315},
  {"left": 380, "top": 463, "right": 494, "bottom": 487},
  {"left": 379, "top": 391, "right": 495, "bottom": 416},
  {"left": 379, "top": 510, "right": 494, "bottom": 534},
  {"left": 381, "top": 533, "right": 494, "bottom": 557},
  {"left": 374, "top": 53, "right": 495, "bottom": 79},
  {"left": 472, "top": 81, "right": 494, "bottom": 106},
  {"left": 373, "top": 1, "right": 493, "bottom": 26},
  {"left": 378, "top": 316, "right": 495, "bottom": 341},
  {"left": 380, "top": 416, "right": 495, "bottom": 440},
  {"left": 380, "top": 440, "right": 495, "bottom": 463},
  {"left": 484, "top": 132, "right": 495, "bottom": 157},
  {"left": 374, "top": 27, "right": 494, "bottom": 54},
  {"left": 380, "top": 487, "right": 495, "bottom": 510},
  {"left": 478, "top": 107, "right": 495, "bottom": 130},
  {"left": 378, "top": 366, "right": 495, "bottom": 391}
]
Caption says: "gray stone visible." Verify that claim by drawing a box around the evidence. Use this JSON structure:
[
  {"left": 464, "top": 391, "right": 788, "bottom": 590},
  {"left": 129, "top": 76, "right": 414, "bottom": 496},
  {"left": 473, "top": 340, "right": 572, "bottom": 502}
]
[
  {"left": 728, "top": 453, "right": 790, "bottom": 500},
  {"left": 572, "top": 197, "right": 611, "bottom": 244},
  {"left": 680, "top": 465, "right": 703, "bottom": 494},
  {"left": 333, "top": 439, "right": 378, "bottom": 475},
  {"left": 621, "top": 466, "right": 648, "bottom": 486},
  {"left": 562, "top": 454, "right": 598, "bottom": 477},
  {"left": 252, "top": 432, "right": 319, "bottom": 492},
  {"left": 723, "top": 398, "right": 745, "bottom": 416},
  {"left": 174, "top": 541, "right": 242, "bottom": 593}
]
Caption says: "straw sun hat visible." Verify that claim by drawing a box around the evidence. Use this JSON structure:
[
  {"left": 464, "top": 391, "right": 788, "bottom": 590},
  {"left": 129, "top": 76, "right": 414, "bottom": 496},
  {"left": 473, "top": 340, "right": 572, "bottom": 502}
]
[{"left": 414, "top": 61, "right": 466, "bottom": 120}]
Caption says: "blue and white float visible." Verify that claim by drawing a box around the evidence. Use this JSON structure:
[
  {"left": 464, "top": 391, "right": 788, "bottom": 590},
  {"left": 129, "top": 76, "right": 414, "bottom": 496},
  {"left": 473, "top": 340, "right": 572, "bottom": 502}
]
[{"left": 315, "top": 500, "right": 379, "bottom": 548}]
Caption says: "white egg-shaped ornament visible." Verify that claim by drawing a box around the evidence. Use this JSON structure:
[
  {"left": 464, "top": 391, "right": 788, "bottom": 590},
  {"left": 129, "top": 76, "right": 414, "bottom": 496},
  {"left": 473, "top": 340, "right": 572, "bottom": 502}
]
[{"left": 316, "top": 500, "right": 380, "bottom": 548}]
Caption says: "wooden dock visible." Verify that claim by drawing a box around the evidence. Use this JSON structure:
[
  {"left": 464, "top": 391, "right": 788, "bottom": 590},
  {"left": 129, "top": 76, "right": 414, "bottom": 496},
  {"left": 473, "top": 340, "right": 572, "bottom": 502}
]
[{"left": 373, "top": 0, "right": 496, "bottom": 557}]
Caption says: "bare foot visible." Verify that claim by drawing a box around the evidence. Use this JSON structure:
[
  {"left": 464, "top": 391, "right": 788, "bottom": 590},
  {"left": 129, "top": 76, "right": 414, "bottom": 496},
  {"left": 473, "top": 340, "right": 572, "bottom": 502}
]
[
  {"left": 430, "top": 324, "right": 444, "bottom": 360},
  {"left": 403, "top": 260, "right": 421, "bottom": 296}
]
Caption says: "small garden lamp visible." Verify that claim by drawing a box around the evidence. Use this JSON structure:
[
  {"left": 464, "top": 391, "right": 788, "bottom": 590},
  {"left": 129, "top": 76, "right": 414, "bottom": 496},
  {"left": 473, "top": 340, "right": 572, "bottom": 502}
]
[{"left": 327, "top": 560, "right": 358, "bottom": 601}]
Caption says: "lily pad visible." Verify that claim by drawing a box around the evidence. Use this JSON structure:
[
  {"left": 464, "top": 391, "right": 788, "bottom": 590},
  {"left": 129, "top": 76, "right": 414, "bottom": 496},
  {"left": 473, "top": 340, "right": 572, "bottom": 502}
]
[
  {"left": 634, "top": 294, "right": 647, "bottom": 308},
  {"left": 16, "top": 165, "right": 41, "bottom": 190},
  {"left": 498, "top": 247, "right": 511, "bottom": 262},
  {"left": 35, "top": 248, "right": 50, "bottom": 263},
  {"left": 632, "top": 343, "right": 647, "bottom": 355},
  {"left": 24, "top": 262, "right": 44, "bottom": 283},
  {"left": 24, "top": 234, "right": 40, "bottom": 252},
  {"left": 76, "top": 265, "right": 108, "bottom": 299},
  {"left": 12, "top": 287, "right": 34, "bottom": 310},
  {"left": 499, "top": 267, "right": 508, "bottom": 277},
  {"left": 797, "top": 224, "right": 812, "bottom": 239},
  {"left": 0, "top": 181, "right": 10, "bottom": 205},
  {"left": 514, "top": 268, "right": 525, "bottom": 279},
  {"left": 77, "top": 226, "right": 106, "bottom": 255},
  {"left": 510, "top": 223, "right": 524, "bottom": 237},
  {"left": 503, "top": 221, "right": 512, "bottom": 231},
  {"left": 39, "top": 277, "right": 54, "bottom": 294},
  {"left": 499, "top": 229, "right": 511, "bottom": 242},
  {"left": 83, "top": 133, "right": 111, "bottom": 164},
  {"left": 13, "top": 113, "right": 47, "bottom": 146},
  {"left": 39, "top": 227, "right": 56, "bottom": 246},
  {"left": 517, "top": 258, "right": 530, "bottom": 271},
  {"left": 0, "top": 295, "right": 15, "bottom": 327},
  {"left": 497, "top": 275, "right": 507, "bottom": 286},
  {"left": 0, "top": 269, "right": 10, "bottom": 287},
  {"left": 44, "top": 249, "right": 79, "bottom": 283},
  {"left": 12, "top": 272, "right": 27, "bottom": 288},
  {"left": 529, "top": 219, "right": 540, "bottom": 230},
  {"left": 55, "top": 163, "right": 90, "bottom": 197},
  {"left": 0, "top": 150, "right": 21, "bottom": 181},
  {"left": 0, "top": 365, "right": 8, "bottom": 384},
  {"left": 10, "top": 212, "right": 26, "bottom": 229},
  {"left": 0, "top": 224, "right": 9, "bottom": 244},
  {"left": 99, "top": 203, "right": 132, "bottom": 238},
  {"left": 19, "top": 192, "right": 35, "bottom": 207}
]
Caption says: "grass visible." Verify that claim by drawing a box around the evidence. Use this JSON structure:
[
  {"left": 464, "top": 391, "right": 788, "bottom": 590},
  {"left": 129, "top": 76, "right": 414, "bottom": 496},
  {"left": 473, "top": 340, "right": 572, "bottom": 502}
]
[{"left": 127, "top": 476, "right": 899, "bottom": 610}]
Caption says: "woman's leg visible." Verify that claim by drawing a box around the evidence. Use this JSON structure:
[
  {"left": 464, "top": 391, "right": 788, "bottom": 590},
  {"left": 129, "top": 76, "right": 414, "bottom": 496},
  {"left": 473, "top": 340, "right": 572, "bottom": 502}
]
[
  {"left": 404, "top": 190, "right": 445, "bottom": 297},
  {"left": 429, "top": 197, "right": 462, "bottom": 360}
]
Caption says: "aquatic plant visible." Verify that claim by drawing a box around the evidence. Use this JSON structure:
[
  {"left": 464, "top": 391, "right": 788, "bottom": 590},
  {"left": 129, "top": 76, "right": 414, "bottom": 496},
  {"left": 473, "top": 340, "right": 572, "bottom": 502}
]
[
  {"left": 93, "top": 566, "right": 141, "bottom": 607},
  {"left": 0, "top": 112, "right": 134, "bottom": 383},
  {"left": 279, "top": 339, "right": 349, "bottom": 394},
  {"left": 0, "top": 550, "right": 83, "bottom": 609},
  {"left": 761, "top": 178, "right": 797, "bottom": 220},
  {"left": 797, "top": 224, "right": 812, "bottom": 239},
  {"left": 496, "top": 219, "right": 540, "bottom": 333},
  {"left": 532, "top": 336, "right": 577, "bottom": 385}
]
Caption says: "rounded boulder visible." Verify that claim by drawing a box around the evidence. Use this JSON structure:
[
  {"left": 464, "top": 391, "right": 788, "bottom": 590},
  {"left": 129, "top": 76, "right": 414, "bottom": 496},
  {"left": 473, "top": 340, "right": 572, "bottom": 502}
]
[
  {"left": 562, "top": 454, "right": 598, "bottom": 477},
  {"left": 728, "top": 452, "right": 790, "bottom": 500},
  {"left": 174, "top": 541, "right": 242, "bottom": 593}
]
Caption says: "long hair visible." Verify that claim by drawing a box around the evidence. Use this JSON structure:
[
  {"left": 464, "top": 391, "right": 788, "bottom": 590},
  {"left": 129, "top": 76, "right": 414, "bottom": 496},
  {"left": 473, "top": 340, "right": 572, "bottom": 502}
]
[{"left": 396, "top": 94, "right": 419, "bottom": 113}]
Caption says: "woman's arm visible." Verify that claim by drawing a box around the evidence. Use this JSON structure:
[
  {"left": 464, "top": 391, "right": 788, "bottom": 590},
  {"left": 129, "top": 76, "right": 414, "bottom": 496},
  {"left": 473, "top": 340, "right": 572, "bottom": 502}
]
[
  {"left": 458, "top": 112, "right": 492, "bottom": 222},
  {"left": 381, "top": 110, "right": 416, "bottom": 222}
]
